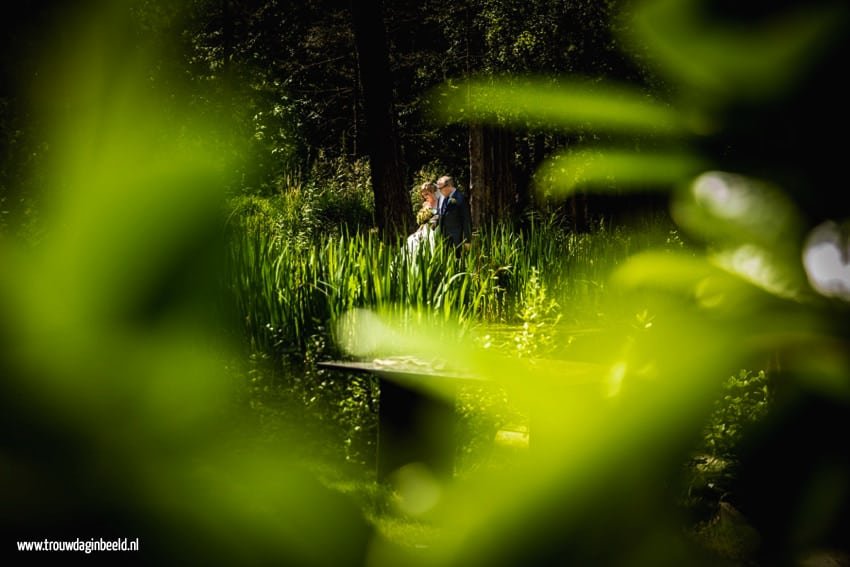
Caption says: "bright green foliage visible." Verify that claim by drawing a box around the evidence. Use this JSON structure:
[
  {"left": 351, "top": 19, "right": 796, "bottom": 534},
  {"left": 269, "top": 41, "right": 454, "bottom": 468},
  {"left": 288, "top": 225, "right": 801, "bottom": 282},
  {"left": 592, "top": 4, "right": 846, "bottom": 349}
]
[
  {"left": 512, "top": 268, "right": 561, "bottom": 359},
  {"left": 225, "top": 208, "right": 674, "bottom": 354},
  {"left": 703, "top": 370, "right": 770, "bottom": 459}
]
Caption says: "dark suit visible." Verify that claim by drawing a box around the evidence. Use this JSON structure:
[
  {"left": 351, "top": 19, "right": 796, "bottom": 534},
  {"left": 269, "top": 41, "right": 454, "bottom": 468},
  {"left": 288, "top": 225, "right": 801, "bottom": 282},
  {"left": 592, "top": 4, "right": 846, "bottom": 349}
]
[{"left": 438, "top": 189, "right": 472, "bottom": 249}]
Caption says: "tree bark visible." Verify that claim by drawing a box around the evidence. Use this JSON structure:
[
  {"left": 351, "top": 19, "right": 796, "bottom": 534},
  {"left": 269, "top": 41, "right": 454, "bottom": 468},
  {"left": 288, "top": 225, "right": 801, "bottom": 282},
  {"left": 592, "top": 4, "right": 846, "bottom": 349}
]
[
  {"left": 569, "top": 191, "right": 590, "bottom": 233},
  {"left": 350, "top": 0, "right": 412, "bottom": 238},
  {"left": 468, "top": 123, "right": 517, "bottom": 230}
]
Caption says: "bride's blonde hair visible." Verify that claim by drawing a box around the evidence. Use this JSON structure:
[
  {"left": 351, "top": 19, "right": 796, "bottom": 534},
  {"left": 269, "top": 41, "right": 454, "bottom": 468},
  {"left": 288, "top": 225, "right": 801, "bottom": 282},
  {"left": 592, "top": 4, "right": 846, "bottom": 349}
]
[{"left": 419, "top": 182, "right": 437, "bottom": 197}]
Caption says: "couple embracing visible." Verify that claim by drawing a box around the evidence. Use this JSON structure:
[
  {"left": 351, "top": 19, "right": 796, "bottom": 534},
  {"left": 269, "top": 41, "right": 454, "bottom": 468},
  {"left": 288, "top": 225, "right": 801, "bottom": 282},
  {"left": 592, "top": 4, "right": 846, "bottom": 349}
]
[{"left": 407, "top": 175, "right": 472, "bottom": 257}]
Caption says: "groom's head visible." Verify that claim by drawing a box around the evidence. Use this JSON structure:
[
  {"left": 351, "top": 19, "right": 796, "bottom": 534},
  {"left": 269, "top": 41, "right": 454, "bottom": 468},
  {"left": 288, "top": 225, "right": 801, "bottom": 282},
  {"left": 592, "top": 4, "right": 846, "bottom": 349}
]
[{"left": 436, "top": 176, "right": 454, "bottom": 197}]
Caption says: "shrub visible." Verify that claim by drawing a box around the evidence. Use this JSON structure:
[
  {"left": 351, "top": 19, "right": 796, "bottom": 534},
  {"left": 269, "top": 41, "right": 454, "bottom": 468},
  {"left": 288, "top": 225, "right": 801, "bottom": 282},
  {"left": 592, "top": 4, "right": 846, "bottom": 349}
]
[
  {"left": 703, "top": 369, "right": 771, "bottom": 459},
  {"left": 303, "top": 154, "right": 374, "bottom": 236}
]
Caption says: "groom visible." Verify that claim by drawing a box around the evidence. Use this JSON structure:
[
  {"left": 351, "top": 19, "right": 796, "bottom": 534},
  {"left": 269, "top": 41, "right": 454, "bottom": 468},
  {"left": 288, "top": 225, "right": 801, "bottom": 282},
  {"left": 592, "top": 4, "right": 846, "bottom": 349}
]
[{"left": 436, "top": 175, "right": 472, "bottom": 253}]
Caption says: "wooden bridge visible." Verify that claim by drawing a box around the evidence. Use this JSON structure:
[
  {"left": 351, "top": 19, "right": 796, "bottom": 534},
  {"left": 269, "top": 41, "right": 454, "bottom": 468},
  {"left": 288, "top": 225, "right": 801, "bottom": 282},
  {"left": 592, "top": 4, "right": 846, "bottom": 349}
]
[{"left": 319, "top": 356, "right": 603, "bottom": 482}]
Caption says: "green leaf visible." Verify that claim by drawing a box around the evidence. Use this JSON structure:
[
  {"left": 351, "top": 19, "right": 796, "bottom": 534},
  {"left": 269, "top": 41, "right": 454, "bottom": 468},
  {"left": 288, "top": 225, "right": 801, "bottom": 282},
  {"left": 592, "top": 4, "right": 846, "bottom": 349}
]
[
  {"left": 435, "top": 77, "right": 688, "bottom": 135},
  {"left": 537, "top": 148, "right": 707, "bottom": 195},
  {"left": 625, "top": 0, "right": 846, "bottom": 101}
]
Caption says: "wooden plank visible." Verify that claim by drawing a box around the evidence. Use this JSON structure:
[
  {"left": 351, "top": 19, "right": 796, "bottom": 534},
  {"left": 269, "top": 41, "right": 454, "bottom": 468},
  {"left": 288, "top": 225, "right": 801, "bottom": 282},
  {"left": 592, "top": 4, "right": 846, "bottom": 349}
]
[
  {"left": 318, "top": 358, "right": 606, "bottom": 481},
  {"left": 317, "top": 360, "right": 482, "bottom": 382}
]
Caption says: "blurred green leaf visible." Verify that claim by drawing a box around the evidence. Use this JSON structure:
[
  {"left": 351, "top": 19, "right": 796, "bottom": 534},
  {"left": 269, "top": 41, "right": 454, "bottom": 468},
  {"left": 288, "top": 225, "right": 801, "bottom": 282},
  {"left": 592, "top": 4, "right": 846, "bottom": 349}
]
[
  {"left": 537, "top": 148, "right": 707, "bottom": 195},
  {"left": 803, "top": 220, "right": 850, "bottom": 302},
  {"left": 435, "top": 77, "right": 688, "bottom": 135},
  {"left": 625, "top": 0, "right": 846, "bottom": 101},
  {"left": 0, "top": 4, "right": 372, "bottom": 563},
  {"left": 672, "top": 172, "right": 802, "bottom": 248},
  {"left": 669, "top": 172, "right": 808, "bottom": 299}
]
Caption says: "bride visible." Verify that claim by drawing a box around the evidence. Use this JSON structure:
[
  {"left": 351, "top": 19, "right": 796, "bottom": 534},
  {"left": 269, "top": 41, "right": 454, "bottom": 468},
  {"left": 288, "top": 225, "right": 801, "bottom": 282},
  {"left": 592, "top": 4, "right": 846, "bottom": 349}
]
[{"left": 406, "top": 182, "right": 439, "bottom": 256}]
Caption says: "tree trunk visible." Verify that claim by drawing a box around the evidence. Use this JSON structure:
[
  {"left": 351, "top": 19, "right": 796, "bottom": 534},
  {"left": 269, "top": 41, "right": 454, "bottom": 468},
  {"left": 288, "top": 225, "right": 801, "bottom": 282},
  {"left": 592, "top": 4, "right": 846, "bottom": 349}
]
[
  {"left": 350, "top": 0, "right": 412, "bottom": 238},
  {"left": 569, "top": 191, "right": 590, "bottom": 232},
  {"left": 468, "top": 123, "right": 517, "bottom": 230}
]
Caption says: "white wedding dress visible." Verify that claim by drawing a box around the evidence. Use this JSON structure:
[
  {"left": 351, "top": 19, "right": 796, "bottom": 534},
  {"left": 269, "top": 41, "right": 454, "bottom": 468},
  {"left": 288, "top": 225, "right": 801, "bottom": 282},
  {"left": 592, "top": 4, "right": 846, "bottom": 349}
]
[{"left": 406, "top": 210, "right": 438, "bottom": 257}]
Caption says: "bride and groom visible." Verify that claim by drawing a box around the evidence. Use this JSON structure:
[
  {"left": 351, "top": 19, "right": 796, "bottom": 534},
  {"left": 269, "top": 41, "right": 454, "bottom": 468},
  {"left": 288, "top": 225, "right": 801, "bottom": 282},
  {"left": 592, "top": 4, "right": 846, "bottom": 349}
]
[{"left": 407, "top": 175, "right": 472, "bottom": 256}]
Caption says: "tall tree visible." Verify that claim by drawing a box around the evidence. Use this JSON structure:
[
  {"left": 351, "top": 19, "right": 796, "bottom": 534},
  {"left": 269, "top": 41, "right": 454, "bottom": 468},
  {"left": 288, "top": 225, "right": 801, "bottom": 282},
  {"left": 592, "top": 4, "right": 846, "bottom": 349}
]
[
  {"left": 350, "top": 0, "right": 412, "bottom": 237},
  {"left": 468, "top": 124, "right": 517, "bottom": 228},
  {"left": 463, "top": 2, "right": 518, "bottom": 230},
  {"left": 463, "top": 0, "right": 649, "bottom": 231}
]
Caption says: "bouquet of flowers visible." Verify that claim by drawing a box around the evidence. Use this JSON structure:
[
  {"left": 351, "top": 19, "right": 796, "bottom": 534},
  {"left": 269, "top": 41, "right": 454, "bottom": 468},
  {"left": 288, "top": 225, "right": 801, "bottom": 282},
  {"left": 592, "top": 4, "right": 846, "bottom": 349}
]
[{"left": 416, "top": 204, "right": 436, "bottom": 226}]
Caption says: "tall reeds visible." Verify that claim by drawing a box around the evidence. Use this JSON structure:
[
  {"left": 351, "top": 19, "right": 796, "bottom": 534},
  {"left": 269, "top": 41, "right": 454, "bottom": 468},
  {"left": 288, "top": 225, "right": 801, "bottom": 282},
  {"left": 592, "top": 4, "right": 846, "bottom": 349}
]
[{"left": 226, "top": 212, "right": 673, "bottom": 356}]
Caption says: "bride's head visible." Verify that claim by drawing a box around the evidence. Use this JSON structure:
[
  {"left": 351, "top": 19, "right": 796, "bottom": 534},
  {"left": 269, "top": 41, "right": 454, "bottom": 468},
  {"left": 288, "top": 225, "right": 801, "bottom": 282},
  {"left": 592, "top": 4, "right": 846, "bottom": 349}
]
[{"left": 419, "top": 182, "right": 438, "bottom": 208}]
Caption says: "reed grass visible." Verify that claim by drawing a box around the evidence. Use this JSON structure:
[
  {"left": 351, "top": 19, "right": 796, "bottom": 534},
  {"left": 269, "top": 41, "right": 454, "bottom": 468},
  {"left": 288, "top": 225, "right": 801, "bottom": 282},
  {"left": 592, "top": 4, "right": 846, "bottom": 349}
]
[{"left": 225, "top": 208, "right": 676, "bottom": 356}]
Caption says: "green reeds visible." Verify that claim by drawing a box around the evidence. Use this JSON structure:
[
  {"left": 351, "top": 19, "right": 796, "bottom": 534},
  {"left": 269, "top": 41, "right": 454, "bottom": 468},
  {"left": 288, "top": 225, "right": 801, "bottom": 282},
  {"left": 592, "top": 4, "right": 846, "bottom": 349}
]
[{"left": 226, "top": 212, "right": 675, "bottom": 357}]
